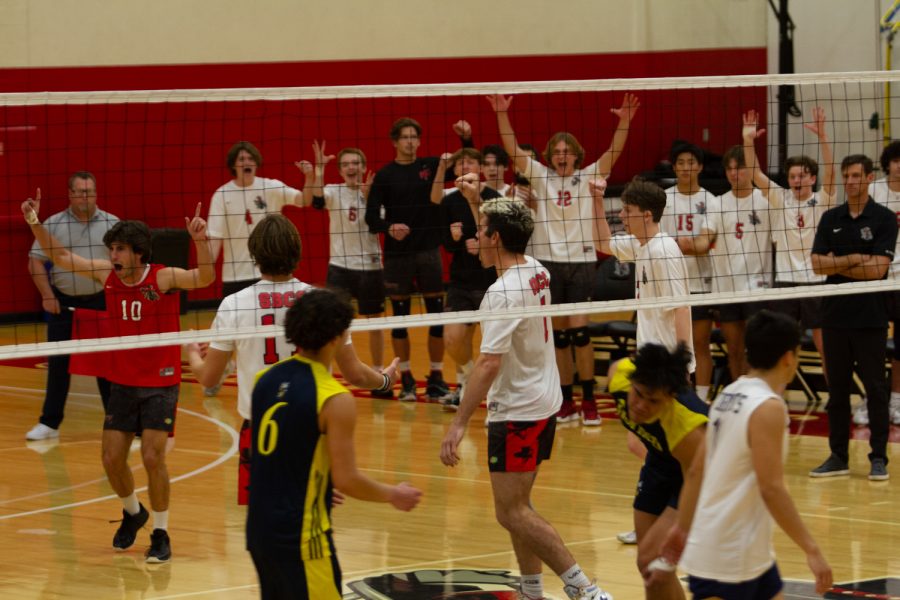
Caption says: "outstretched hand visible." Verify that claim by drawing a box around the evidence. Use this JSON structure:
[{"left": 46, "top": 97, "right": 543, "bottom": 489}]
[
  {"left": 742, "top": 110, "right": 766, "bottom": 140},
  {"left": 185, "top": 203, "right": 208, "bottom": 241},
  {"left": 312, "top": 139, "right": 335, "bottom": 168},
  {"left": 21, "top": 188, "right": 42, "bottom": 221},
  {"left": 803, "top": 106, "right": 828, "bottom": 139},
  {"left": 611, "top": 93, "right": 640, "bottom": 122},
  {"left": 486, "top": 94, "right": 513, "bottom": 113}
]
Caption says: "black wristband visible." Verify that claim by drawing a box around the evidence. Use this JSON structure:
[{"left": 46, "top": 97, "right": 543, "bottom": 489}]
[{"left": 373, "top": 373, "right": 391, "bottom": 393}]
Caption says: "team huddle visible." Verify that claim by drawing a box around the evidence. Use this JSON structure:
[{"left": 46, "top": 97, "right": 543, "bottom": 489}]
[{"left": 21, "top": 91, "right": 900, "bottom": 599}]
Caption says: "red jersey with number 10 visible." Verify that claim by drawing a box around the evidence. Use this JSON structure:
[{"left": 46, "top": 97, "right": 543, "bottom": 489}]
[{"left": 103, "top": 263, "right": 182, "bottom": 387}]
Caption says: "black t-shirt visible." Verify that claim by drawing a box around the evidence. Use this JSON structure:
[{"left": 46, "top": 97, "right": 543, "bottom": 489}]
[
  {"left": 441, "top": 188, "right": 500, "bottom": 290},
  {"left": 811, "top": 198, "right": 898, "bottom": 328}
]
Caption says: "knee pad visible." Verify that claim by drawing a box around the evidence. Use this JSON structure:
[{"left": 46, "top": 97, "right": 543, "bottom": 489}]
[
  {"left": 390, "top": 298, "right": 410, "bottom": 340},
  {"left": 424, "top": 295, "right": 444, "bottom": 314},
  {"left": 429, "top": 325, "right": 444, "bottom": 338},
  {"left": 553, "top": 329, "right": 570, "bottom": 350},
  {"left": 570, "top": 326, "right": 591, "bottom": 347}
]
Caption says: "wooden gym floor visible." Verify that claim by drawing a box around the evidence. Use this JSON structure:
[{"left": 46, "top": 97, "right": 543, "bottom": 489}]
[{"left": 1, "top": 314, "right": 899, "bottom": 599}]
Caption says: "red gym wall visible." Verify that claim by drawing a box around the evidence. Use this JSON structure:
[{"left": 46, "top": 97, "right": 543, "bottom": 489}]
[{"left": 0, "top": 47, "right": 766, "bottom": 315}]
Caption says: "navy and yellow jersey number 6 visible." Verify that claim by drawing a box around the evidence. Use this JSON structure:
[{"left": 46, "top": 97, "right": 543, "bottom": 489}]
[{"left": 257, "top": 401, "right": 288, "bottom": 455}]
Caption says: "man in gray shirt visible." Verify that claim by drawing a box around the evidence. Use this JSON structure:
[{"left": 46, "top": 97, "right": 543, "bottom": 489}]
[{"left": 26, "top": 171, "right": 119, "bottom": 440}]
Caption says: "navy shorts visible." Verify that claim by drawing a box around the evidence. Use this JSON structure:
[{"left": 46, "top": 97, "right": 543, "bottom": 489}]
[
  {"left": 487, "top": 418, "right": 556, "bottom": 472},
  {"left": 104, "top": 384, "right": 178, "bottom": 433},
  {"left": 688, "top": 563, "right": 782, "bottom": 600},
  {"left": 544, "top": 261, "right": 595, "bottom": 304},
  {"left": 326, "top": 264, "right": 385, "bottom": 315},
  {"left": 248, "top": 538, "right": 342, "bottom": 600},
  {"left": 633, "top": 462, "right": 683, "bottom": 516},
  {"left": 383, "top": 248, "right": 444, "bottom": 297}
]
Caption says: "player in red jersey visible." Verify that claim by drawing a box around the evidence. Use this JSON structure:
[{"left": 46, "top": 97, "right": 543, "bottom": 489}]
[{"left": 22, "top": 192, "right": 215, "bottom": 563}]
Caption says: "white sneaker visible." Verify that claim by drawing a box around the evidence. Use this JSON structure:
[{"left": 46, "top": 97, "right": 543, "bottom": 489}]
[
  {"left": 26, "top": 423, "right": 59, "bottom": 441},
  {"left": 564, "top": 582, "right": 613, "bottom": 600},
  {"left": 853, "top": 402, "right": 869, "bottom": 426},
  {"left": 892, "top": 408, "right": 900, "bottom": 426},
  {"left": 616, "top": 530, "right": 637, "bottom": 544}
]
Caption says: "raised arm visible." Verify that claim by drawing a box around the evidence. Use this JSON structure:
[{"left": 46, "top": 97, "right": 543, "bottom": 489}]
[
  {"left": 430, "top": 152, "right": 453, "bottom": 205},
  {"left": 743, "top": 110, "right": 778, "bottom": 198},
  {"left": 590, "top": 178, "right": 613, "bottom": 255},
  {"left": 596, "top": 93, "right": 640, "bottom": 177},
  {"left": 22, "top": 189, "right": 111, "bottom": 283},
  {"left": 300, "top": 140, "right": 332, "bottom": 208},
  {"left": 323, "top": 392, "right": 422, "bottom": 510},
  {"left": 28, "top": 256, "right": 60, "bottom": 314},
  {"left": 486, "top": 94, "right": 531, "bottom": 174},
  {"left": 804, "top": 107, "right": 835, "bottom": 198},
  {"left": 158, "top": 203, "right": 216, "bottom": 292}
]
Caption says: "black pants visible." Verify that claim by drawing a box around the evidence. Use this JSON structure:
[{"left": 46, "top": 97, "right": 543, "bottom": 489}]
[
  {"left": 39, "top": 290, "right": 111, "bottom": 429},
  {"left": 822, "top": 327, "right": 890, "bottom": 464}
]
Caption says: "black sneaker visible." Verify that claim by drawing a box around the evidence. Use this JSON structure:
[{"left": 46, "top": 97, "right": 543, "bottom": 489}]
[
  {"left": 112, "top": 504, "right": 149, "bottom": 550},
  {"left": 399, "top": 371, "right": 417, "bottom": 402},
  {"left": 869, "top": 458, "right": 890, "bottom": 481},
  {"left": 371, "top": 387, "right": 394, "bottom": 399},
  {"left": 809, "top": 455, "right": 850, "bottom": 478},
  {"left": 426, "top": 372, "right": 452, "bottom": 403},
  {"left": 442, "top": 384, "right": 461, "bottom": 412},
  {"left": 145, "top": 528, "right": 171, "bottom": 563}
]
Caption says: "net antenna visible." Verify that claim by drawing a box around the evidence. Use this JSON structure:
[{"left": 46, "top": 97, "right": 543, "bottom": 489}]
[{"left": 881, "top": 0, "right": 900, "bottom": 145}]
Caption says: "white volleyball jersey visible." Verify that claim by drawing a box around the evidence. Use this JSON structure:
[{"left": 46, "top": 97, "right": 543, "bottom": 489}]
[
  {"left": 872, "top": 178, "right": 900, "bottom": 279},
  {"left": 522, "top": 158, "right": 599, "bottom": 264},
  {"left": 479, "top": 256, "right": 562, "bottom": 421},
  {"left": 322, "top": 184, "right": 383, "bottom": 271},
  {"left": 209, "top": 278, "right": 313, "bottom": 419},
  {"left": 702, "top": 190, "right": 773, "bottom": 293},
  {"left": 659, "top": 188, "right": 714, "bottom": 292},
  {"left": 680, "top": 376, "right": 786, "bottom": 582},
  {"left": 609, "top": 232, "right": 694, "bottom": 372},
  {"left": 208, "top": 177, "right": 301, "bottom": 282},
  {"left": 767, "top": 187, "right": 835, "bottom": 284}
]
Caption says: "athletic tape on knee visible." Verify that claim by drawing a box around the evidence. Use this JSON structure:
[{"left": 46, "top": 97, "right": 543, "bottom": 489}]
[
  {"left": 390, "top": 298, "right": 410, "bottom": 339},
  {"left": 570, "top": 326, "right": 591, "bottom": 347},
  {"left": 553, "top": 329, "right": 570, "bottom": 349}
]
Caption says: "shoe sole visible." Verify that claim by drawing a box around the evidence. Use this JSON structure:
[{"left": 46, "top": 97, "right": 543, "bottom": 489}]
[
  {"left": 145, "top": 555, "right": 171, "bottom": 563},
  {"left": 582, "top": 418, "right": 602, "bottom": 426},
  {"left": 808, "top": 469, "right": 850, "bottom": 478},
  {"left": 556, "top": 414, "right": 579, "bottom": 423},
  {"left": 869, "top": 473, "right": 890, "bottom": 481}
]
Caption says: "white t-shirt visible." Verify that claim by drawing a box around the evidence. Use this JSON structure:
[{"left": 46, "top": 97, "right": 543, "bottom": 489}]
[
  {"left": 522, "top": 158, "right": 599, "bottom": 264},
  {"left": 659, "top": 188, "right": 714, "bottom": 292},
  {"left": 207, "top": 177, "right": 301, "bottom": 282},
  {"left": 609, "top": 232, "right": 695, "bottom": 373},
  {"left": 479, "top": 256, "right": 562, "bottom": 421},
  {"left": 680, "top": 376, "right": 786, "bottom": 582},
  {"left": 209, "top": 278, "right": 313, "bottom": 419},
  {"left": 766, "top": 187, "right": 835, "bottom": 284},
  {"left": 322, "top": 184, "right": 383, "bottom": 272},
  {"left": 871, "top": 178, "right": 900, "bottom": 279},
  {"left": 702, "top": 190, "right": 772, "bottom": 293}
]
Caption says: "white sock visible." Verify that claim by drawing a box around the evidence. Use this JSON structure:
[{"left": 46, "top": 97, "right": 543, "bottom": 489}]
[
  {"left": 696, "top": 385, "right": 710, "bottom": 402},
  {"left": 430, "top": 362, "right": 442, "bottom": 373},
  {"left": 520, "top": 573, "right": 543, "bottom": 599},
  {"left": 561, "top": 563, "right": 592, "bottom": 591},
  {"left": 120, "top": 492, "right": 140, "bottom": 516},
  {"left": 399, "top": 361, "right": 411, "bottom": 372},
  {"left": 153, "top": 510, "right": 169, "bottom": 531},
  {"left": 891, "top": 392, "right": 900, "bottom": 408}
]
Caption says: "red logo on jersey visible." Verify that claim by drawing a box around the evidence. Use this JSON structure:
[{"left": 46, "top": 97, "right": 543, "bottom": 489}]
[
  {"left": 528, "top": 271, "right": 550, "bottom": 296},
  {"left": 140, "top": 286, "right": 160, "bottom": 301},
  {"left": 419, "top": 166, "right": 433, "bottom": 181},
  {"left": 258, "top": 290, "right": 304, "bottom": 309}
]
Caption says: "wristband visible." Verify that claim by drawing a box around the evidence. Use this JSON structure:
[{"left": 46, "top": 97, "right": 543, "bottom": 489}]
[
  {"left": 373, "top": 373, "right": 391, "bottom": 394},
  {"left": 24, "top": 210, "right": 40, "bottom": 226}
]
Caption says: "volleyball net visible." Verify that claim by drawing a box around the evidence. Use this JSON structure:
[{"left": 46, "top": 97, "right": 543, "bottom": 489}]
[{"left": 0, "top": 70, "right": 898, "bottom": 362}]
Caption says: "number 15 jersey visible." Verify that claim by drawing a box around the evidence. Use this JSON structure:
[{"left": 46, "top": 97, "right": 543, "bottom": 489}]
[{"left": 210, "top": 278, "right": 313, "bottom": 420}]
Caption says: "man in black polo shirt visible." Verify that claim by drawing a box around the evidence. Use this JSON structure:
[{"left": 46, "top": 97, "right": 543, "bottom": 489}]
[
  {"left": 365, "top": 117, "right": 472, "bottom": 403},
  {"left": 809, "top": 154, "right": 898, "bottom": 481}
]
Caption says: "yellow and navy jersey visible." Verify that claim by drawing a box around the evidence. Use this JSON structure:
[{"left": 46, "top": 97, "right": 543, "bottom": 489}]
[
  {"left": 246, "top": 355, "right": 348, "bottom": 560},
  {"left": 610, "top": 358, "right": 709, "bottom": 473}
]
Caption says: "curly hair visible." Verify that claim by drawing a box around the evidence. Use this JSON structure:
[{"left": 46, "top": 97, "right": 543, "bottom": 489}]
[
  {"left": 103, "top": 221, "right": 152, "bottom": 264},
  {"left": 628, "top": 342, "right": 693, "bottom": 395},
  {"left": 285, "top": 289, "right": 355, "bottom": 352}
]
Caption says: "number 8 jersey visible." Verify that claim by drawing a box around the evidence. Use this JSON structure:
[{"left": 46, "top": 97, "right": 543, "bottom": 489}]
[
  {"left": 210, "top": 279, "right": 314, "bottom": 420},
  {"left": 103, "top": 264, "right": 182, "bottom": 387}
]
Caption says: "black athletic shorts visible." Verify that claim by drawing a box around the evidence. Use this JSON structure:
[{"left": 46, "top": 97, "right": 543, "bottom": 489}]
[
  {"left": 689, "top": 563, "right": 782, "bottom": 600},
  {"left": 383, "top": 248, "right": 443, "bottom": 297},
  {"left": 104, "top": 384, "right": 178, "bottom": 433},
  {"left": 767, "top": 281, "right": 823, "bottom": 329},
  {"left": 248, "top": 539, "right": 342, "bottom": 600},
  {"left": 446, "top": 285, "right": 487, "bottom": 313},
  {"left": 487, "top": 417, "right": 556, "bottom": 472},
  {"left": 326, "top": 265, "right": 385, "bottom": 315},
  {"left": 715, "top": 300, "right": 765, "bottom": 323},
  {"left": 633, "top": 461, "right": 682, "bottom": 516},
  {"left": 544, "top": 261, "right": 595, "bottom": 304}
]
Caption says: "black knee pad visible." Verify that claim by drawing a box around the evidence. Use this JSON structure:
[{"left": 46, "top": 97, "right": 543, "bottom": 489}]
[
  {"left": 553, "top": 329, "right": 570, "bottom": 349},
  {"left": 391, "top": 298, "right": 410, "bottom": 340},
  {"left": 429, "top": 325, "right": 444, "bottom": 338},
  {"left": 570, "top": 326, "right": 591, "bottom": 347},
  {"left": 424, "top": 295, "right": 444, "bottom": 314}
]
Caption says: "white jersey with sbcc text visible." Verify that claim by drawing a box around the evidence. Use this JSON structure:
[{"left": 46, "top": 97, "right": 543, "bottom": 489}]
[
  {"left": 872, "top": 178, "right": 900, "bottom": 279},
  {"left": 523, "top": 158, "right": 600, "bottom": 264},
  {"left": 702, "top": 190, "right": 773, "bottom": 293},
  {"left": 659, "top": 188, "right": 714, "bottom": 293},
  {"left": 609, "top": 232, "right": 695, "bottom": 373},
  {"left": 479, "top": 256, "right": 562, "bottom": 422},
  {"left": 207, "top": 177, "right": 301, "bottom": 282},
  {"left": 679, "top": 376, "right": 786, "bottom": 582},
  {"left": 322, "top": 183, "right": 383, "bottom": 272},
  {"left": 767, "top": 187, "right": 835, "bottom": 284},
  {"left": 209, "top": 278, "right": 313, "bottom": 419}
]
